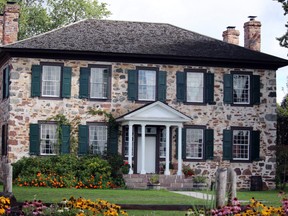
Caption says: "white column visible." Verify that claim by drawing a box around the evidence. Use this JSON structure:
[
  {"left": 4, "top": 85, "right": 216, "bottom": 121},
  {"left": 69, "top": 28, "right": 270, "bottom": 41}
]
[
  {"left": 140, "top": 124, "right": 146, "bottom": 174},
  {"left": 177, "top": 125, "right": 183, "bottom": 176},
  {"left": 164, "top": 125, "right": 170, "bottom": 175},
  {"left": 128, "top": 123, "right": 133, "bottom": 174}
]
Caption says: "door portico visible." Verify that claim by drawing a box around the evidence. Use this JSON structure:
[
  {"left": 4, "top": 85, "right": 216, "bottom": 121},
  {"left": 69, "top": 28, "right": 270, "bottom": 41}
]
[{"left": 116, "top": 101, "right": 191, "bottom": 175}]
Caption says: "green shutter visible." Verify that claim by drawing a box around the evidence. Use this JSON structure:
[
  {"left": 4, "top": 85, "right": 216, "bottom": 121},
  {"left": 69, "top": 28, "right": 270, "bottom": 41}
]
[
  {"left": 223, "top": 129, "right": 232, "bottom": 160},
  {"left": 128, "top": 70, "right": 137, "bottom": 101},
  {"left": 61, "top": 125, "right": 70, "bottom": 154},
  {"left": 223, "top": 74, "right": 233, "bottom": 104},
  {"left": 176, "top": 72, "right": 185, "bottom": 102},
  {"left": 3, "top": 67, "right": 9, "bottom": 98},
  {"left": 205, "top": 129, "right": 214, "bottom": 160},
  {"left": 79, "top": 67, "right": 89, "bottom": 98},
  {"left": 251, "top": 130, "right": 260, "bottom": 161},
  {"left": 251, "top": 75, "right": 260, "bottom": 105},
  {"left": 31, "top": 65, "right": 41, "bottom": 97},
  {"left": 157, "top": 71, "right": 167, "bottom": 102},
  {"left": 62, "top": 67, "right": 72, "bottom": 98},
  {"left": 205, "top": 73, "right": 214, "bottom": 104},
  {"left": 78, "top": 125, "right": 89, "bottom": 155},
  {"left": 107, "top": 124, "right": 118, "bottom": 155},
  {"left": 182, "top": 128, "right": 186, "bottom": 159},
  {"left": 29, "top": 124, "right": 40, "bottom": 155}
]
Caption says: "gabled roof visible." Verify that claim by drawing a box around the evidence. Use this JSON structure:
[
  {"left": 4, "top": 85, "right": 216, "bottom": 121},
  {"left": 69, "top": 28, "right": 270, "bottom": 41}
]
[
  {"left": 116, "top": 101, "right": 191, "bottom": 124},
  {"left": 1, "top": 19, "right": 288, "bottom": 69}
]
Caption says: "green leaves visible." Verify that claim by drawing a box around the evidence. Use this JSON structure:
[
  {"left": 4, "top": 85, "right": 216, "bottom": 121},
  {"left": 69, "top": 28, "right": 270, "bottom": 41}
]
[
  {"left": 1, "top": 0, "right": 111, "bottom": 40},
  {"left": 276, "top": 0, "right": 288, "bottom": 48}
]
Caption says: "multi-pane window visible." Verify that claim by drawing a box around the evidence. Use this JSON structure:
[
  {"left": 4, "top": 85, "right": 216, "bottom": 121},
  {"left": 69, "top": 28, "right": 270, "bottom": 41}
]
[
  {"left": 224, "top": 72, "right": 260, "bottom": 106},
  {"left": 232, "top": 130, "right": 250, "bottom": 160},
  {"left": 186, "top": 128, "right": 204, "bottom": 159},
  {"left": 79, "top": 66, "right": 111, "bottom": 100},
  {"left": 176, "top": 71, "right": 214, "bottom": 104},
  {"left": 41, "top": 66, "right": 61, "bottom": 97},
  {"left": 89, "top": 125, "right": 107, "bottom": 155},
  {"left": 138, "top": 70, "right": 156, "bottom": 100},
  {"left": 40, "top": 124, "right": 57, "bottom": 155},
  {"left": 186, "top": 72, "right": 204, "bottom": 103},
  {"left": 124, "top": 126, "right": 134, "bottom": 157},
  {"left": 233, "top": 74, "right": 250, "bottom": 104},
  {"left": 159, "top": 128, "right": 166, "bottom": 158},
  {"left": 90, "top": 68, "right": 108, "bottom": 99}
]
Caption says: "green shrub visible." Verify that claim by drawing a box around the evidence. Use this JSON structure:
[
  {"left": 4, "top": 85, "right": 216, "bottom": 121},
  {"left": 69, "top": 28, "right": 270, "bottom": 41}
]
[{"left": 12, "top": 155, "right": 123, "bottom": 189}]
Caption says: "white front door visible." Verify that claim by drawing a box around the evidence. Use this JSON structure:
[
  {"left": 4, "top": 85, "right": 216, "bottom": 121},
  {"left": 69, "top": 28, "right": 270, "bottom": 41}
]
[{"left": 137, "top": 136, "right": 156, "bottom": 173}]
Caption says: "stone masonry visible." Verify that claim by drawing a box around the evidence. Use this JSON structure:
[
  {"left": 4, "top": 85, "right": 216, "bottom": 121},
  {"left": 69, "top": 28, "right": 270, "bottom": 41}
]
[{"left": 0, "top": 56, "right": 277, "bottom": 189}]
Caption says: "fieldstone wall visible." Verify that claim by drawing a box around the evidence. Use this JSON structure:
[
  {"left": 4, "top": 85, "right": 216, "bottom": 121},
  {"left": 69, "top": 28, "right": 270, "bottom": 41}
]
[{"left": 3, "top": 57, "right": 277, "bottom": 189}]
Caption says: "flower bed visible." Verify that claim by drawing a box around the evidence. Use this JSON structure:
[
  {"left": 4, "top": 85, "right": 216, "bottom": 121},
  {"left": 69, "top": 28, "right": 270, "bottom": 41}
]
[{"left": 2, "top": 196, "right": 128, "bottom": 216}]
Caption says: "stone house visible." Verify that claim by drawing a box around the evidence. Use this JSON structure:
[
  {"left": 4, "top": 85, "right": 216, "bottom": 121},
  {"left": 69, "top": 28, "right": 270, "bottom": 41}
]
[{"left": 0, "top": 2, "right": 287, "bottom": 189}]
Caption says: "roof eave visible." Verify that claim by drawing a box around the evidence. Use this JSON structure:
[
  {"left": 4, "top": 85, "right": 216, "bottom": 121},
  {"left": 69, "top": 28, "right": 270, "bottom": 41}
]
[{"left": 1, "top": 47, "right": 287, "bottom": 70}]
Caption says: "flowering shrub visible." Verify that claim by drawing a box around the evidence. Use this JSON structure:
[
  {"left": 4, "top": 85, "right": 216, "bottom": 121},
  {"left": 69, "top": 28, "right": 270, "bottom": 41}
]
[
  {"left": 210, "top": 198, "right": 241, "bottom": 215},
  {"left": 182, "top": 164, "right": 194, "bottom": 177},
  {"left": 13, "top": 155, "right": 124, "bottom": 189},
  {"left": 16, "top": 197, "right": 128, "bottom": 216},
  {"left": 0, "top": 196, "right": 10, "bottom": 215},
  {"left": 210, "top": 195, "right": 287, "bottom": 216}
]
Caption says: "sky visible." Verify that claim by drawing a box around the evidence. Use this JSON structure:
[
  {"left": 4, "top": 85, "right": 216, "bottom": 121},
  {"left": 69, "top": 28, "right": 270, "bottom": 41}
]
[{"left": 101, "top": 0, "right": 288, "bottom": 104}]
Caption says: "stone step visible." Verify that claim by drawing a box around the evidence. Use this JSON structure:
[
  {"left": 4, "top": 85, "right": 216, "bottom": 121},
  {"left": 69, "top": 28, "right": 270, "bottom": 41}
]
[{"left": 123, "top": 174, "right": 194, "bottom": 190}]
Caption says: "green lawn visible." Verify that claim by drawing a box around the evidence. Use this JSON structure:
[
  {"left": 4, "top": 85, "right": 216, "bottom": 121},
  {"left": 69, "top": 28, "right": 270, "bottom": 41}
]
[
  {"left": 11, "top": 186, "right": 288, "bottom": 216},
  {"left": 12, "top": 186, "right": 204, "bottom": 205}
]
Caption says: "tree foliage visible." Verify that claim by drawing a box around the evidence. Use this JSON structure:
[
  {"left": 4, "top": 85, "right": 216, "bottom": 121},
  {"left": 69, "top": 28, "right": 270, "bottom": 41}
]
[
  {"left": 276, "top": 0, "right": 288, "bottom": 48},
  {"left": 277, "top": 94, "right": 288, "bottom": 145},
  {"left": 0, "top": 0, "right": 111, "bottom": 40},
  {"left": 276, "top": 94, "right": 288, "bottom": 189}
]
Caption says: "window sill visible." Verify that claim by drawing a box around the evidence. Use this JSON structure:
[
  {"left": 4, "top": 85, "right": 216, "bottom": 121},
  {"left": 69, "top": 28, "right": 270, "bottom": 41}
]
[
  {"left": 183, "top": 158, "right": 206, "bottom": 162},
  {"left": 228, "top": 159, "right": 252, "bottom": 163},
  {"left": 38, "top": 97, "right": 63, "bottom": 100}
]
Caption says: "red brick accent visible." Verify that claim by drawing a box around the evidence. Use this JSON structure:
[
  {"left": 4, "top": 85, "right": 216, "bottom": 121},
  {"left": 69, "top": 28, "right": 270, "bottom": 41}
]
[
  {"left": 2, "top": 2, "right": 20, "bottom": 45},
  {"left": 244, "top": 17, "right": 261, "bottom": 51},
  {"left": 222, "top": 26, "right": 240, "bottom": 45}
]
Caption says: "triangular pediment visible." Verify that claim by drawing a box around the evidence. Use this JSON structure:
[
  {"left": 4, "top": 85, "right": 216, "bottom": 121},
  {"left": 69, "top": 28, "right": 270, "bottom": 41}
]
[{"left": 116, "top": 101, "right": 191, "bottom": 123}]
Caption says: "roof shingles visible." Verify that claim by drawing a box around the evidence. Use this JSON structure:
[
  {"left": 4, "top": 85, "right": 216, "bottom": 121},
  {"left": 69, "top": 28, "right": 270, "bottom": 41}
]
[{"left": 3, "top": 19, "right": 288, "bottom": 68}]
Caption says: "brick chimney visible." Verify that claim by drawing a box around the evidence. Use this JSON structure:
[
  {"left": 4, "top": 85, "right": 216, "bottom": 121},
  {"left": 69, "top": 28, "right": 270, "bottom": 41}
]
[
  {"left": 0, "top": 1, "right": 20, "bottom": 45},
  {"left": 244, "top": 16, "right": 261, "bottom": 51},
  {"left": 222, "top": 26, "right": 240, "bottom": 45}
]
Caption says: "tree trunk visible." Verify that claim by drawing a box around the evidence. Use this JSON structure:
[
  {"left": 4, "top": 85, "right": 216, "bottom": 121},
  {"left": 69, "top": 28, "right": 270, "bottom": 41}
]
[
  {"left": 2, "top": 163, "right": 12, "bottom": 193},
  {"left": 216, "top": 167, "right": 227, "bottom": 207},
  {"left": 227, "top": 167, "right": 237, "bottom": 205}
]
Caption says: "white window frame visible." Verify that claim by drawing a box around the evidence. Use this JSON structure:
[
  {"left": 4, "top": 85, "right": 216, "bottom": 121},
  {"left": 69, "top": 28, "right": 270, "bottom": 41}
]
[
  {"left": 89, "top": 124, "right": 107, "bottom": 155},
  {"left": 232, "top": 130, "right": 250, "bottom": 161},
  {"left": 41, "top": 65, "right": 61, "bottom": 97},
  {"left": 138, "top": 69, "right": 156, "bottom": 101},
  {"left": 90, "top": 67, "right": 109, "bottom": 99},
  {"left": 186, "top": 128, "right": 204, "bottom": 159},
  {"left": 233, "top": 74, "right": 250, "bottom": 105},
  {"left": 40, "top": 124, "right": 58, "bottom": 155},
  {"left": 124, "top": 126, "right": 134, "bottom": 157},
  {"left": 159, "top": 128, "right": 166, "bottom": 158},
  {"left": 186, "top": 72, "right": 204, "bottom": 103}
]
